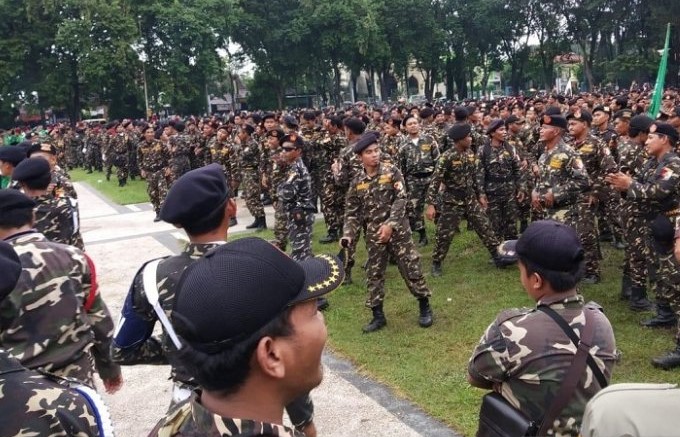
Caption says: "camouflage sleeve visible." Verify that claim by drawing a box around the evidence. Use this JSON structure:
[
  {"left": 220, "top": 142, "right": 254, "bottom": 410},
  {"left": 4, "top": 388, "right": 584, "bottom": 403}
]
[
  {"left": 342, "top": 181, "right": 362, "bottom": 241},
  {"left": 552, "top": 153, "right": 590, "bottom": 205},
  {"left": 468, "top": 319, "right": 510, "bottom": 384},
  {"left": 628, "top": 161, "right": 680, "bottom": 202},
  {"left": 385, "top": 168, "right": 408, "bottom": 230},
  {"left": 475, "top": 148, "right": 487, "bottom": 196},
  {"left": 511, "top": 147, "right": 526, "bottom": 193},
  {"left": 426, "top": 157, "right": 446, "bottom": 205},
  {"left": 592, "top": 142, "right": 618, "bottom": 198}
]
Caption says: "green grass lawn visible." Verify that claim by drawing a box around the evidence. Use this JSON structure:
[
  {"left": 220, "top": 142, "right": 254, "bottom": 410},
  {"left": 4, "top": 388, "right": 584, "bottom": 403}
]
[
  {"left": 79, "top": 178, "right": 680, "bottom": 435},
  {"left": 70, "top": 168, "right": 150, "bottom": 205}
]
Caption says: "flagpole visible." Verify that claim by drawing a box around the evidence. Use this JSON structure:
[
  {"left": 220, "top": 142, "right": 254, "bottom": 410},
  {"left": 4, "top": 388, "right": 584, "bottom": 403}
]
[{"left": 648, "top": 23, "right": 671, "bottom": 118}]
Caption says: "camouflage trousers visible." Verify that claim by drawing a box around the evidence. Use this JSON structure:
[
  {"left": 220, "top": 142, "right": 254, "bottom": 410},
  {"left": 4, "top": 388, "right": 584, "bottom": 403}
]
[
  {"left": 405, "top": 176, "right": 431, "bottom": 232},
  {"left": 320, "top": 173, "right": 345, "bottom": 235},
  {"left": 241, "top": 169, "right": 265, "bottom": 218},
  {"left": 111, "top": 153, "right": 129, "bottom": 182},
  {"left": 433, "top": 194, "right": 501, "bottom": 263},
  {"left": 85, "top": 145, "right": 102, "bottom": 172},
  {"left": 654, "top": 250, "right": 680, "bottom": 341},
  {"left": 620, "top": 200, "right": 649, "bottom": 288},
  {"left": 573, "top": 199, "right": 601, "bottom": 277},
  {"left": 167, "top": 157, "right": 191, "bottom": 187},
  {"left": 486, "top": 189, "right": 518, "bottom": 240},
  {"left": 272, "top": 199, "right": 289, "bottom": 251},
  {"left": 145, "top": 170, "right": 169, "bottom": 213},
  {"left": 365, "top": 223, "right": 431, "bottom": 308},
  {"left": 597, "top": 189, "right": 624, "bottom": 242},
  {"left": 128, "top": 146, "right": 139, "bottom": 179},
  {"left": 287, "top": 211, "right": 314, "bottom": 261}
]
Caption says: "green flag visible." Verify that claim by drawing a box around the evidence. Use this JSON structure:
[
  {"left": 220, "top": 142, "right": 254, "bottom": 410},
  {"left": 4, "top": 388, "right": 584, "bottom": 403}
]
[{"left": 648, "top": 23, "right": 671, "bottom": 118}]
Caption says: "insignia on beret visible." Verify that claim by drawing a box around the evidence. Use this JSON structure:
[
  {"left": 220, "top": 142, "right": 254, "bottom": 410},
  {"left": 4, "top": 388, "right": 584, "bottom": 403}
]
[
  {"left": 650, "top": 124, "right": 657, "bottom": 133},
  {"left": 40, "top": 143, "right": 52, "bottom": 152}
]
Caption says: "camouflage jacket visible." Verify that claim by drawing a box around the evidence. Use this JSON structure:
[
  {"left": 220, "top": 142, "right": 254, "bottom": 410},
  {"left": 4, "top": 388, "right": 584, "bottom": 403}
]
[
  {"left": 616, "top": 136, "right": 647, "bottom": 176},
  {"left": 109, "top": 133, "right": 129, "bottom": 155},
  {"left": 210, "top": 138, "right": 241, "bottom": 186},
  {"left": 476, "top": 141, "right": 524, "bottom": 196},
  {"left": 317, "top": 130, "right": 346, "bottom": 170},
  {"left": 380, "top": 133, "right": 404, "bottom": 164},
  {"left": 52, "top": 166, "right": 78, "bottom": 199},
  {"left": 1, "top": 231, "right": 120, "bottom": 383},
  {"left": 277, "top": 158, "right": 315, "bottom": 212},
  {"left": 469, "top": 294, "right": 618, "bottom": 437},
  {"left": 628, "top": 151, "right": 680, "bottom": 216},
  {"left": 397, "top": 134, "right": 440, "bottom": 177},
  {"left": 138, "top": 139, "right": 170, "bottom": 173},
  {"left": 240, "top": 137, "right": 261, "bottom": 171},
  {"left": 0, "top": 349, "right": 101, "bottom": 437},
  {"left": 111, "top": 243, "right": 223, "bottom": 385},
  {"left": 591, "top": 126, "right": 618, "bottom": 162},
  {"left": 333, "top": 142, "right": 363, "bottom": 189},
  {"left": 150, "top": 391, "right": 304, "bottom": 437},
  {"left": 33, "top": 194, "right": 79, "bottom": 247},
  {"left": 570, "top": 133, "right": 617, "bottom": 199},
  {"left": 533, "top": 140, "right": 590, "bottom": 208},
  {"left": 343, "top": 162, "right": 409, "bottom": 238},
  {"left": 425, "top": 146, "right": 479, "bottom": 206},
  {"left": 300, "top": 125, "right": 324, "bottom": 172}
]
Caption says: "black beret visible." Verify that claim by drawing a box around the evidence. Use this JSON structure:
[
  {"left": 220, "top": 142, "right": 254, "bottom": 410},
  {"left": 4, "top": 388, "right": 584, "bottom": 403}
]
[
  {"left": 172, "top": 237, "right": 342, "bottom": 353},
  {"left": 262, "top": 112, "right": 276, "bottom": 121},
  {"left": 629, "top": 114, "right": 654, "bottom": 133},
  {"left": 613, "top": 109, "right": 633, "bottom": 120},
  {"left": 12, "top": 158, "right": 51, "bottom": 187},
  {"left": 242, "top": 124, "right": 255, "bottom": 135},
  {"left": 0, "top": 190, "right": 36, "bottom": 214},
  {"left": 448, "top": 124, "right": 472, "bottom": 141},
  {"left": 486, "top": 119, "right": 505, "bottom": 135},
  {"left": 353, "top": 131, "right": 381, "bottom": 154},
  {"left": 265, "top": 128, "right": 285, "bottom": 139},
  {"left": 650, "top": 122, "right": 679, "bottom": 144},
  {"left": 27, "top": 143, "right": 57, "bottom": 156},
  {"left": 544, "top": 106, "right": 562, "bottom": 116},
  {"left": 592, "top": 105, "right": 610, "bottom": 115},
  {"left": 0, "top": 146, "right": 27, "bottom": 166},
  {"left": 250, "top": 114, "right": 263, "bottom": 124},
  {"left": 615, "top": 96, "right": 628, "bottom": 108},
  {"left": 174, "top": 122, "right": 185, "bottom": 132},
  {"left": 302, "top": 111, "right": 316, "bottom": 121},
  {"left": 283, "top": 115, "right": 298, "bottom": 128},
  {"left": 419, "top": 107, "right": 434, "bottom": 119},
  {"left": 281, "top": 133, "right": 304, "bottom": 148},
  {"left": 0, "top": 241, "right": 21, "bottom": 300},
  {"left": 160, "top": 164, "right": 229, "bottom": 227},
  {"left": 566, "top": 109, "right": 593, "bottom": 124},
  {"left": 504, "top": 115, "right": 522, "bottom": 126},
  {"left": 541, "top": 114, "right": 568, "bottom": 130}
]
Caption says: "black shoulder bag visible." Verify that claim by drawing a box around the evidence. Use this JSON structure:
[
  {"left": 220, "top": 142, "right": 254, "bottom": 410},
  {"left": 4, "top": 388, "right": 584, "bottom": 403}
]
[{"left": 476, "top": 307, "right": 608, "bottom": 437}]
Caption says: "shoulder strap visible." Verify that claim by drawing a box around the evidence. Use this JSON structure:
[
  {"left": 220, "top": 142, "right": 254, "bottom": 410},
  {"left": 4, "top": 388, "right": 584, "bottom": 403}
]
[
  {"left": 537, "top": 305, "right": 608, "bottom": 388},
  {"left": 143, "top": 259, "right": 183, "bottom": 350}
]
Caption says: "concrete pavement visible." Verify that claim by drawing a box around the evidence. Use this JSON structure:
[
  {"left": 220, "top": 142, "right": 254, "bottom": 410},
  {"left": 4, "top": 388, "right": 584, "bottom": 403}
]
[{"left": 77, "top": 181, "right": 459, "bottom": 436}]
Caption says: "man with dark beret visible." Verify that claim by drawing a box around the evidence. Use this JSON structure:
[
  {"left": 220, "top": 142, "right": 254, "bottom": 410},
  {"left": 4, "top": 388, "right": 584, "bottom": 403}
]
[
  {"left": 12, "top": 157, "right": 83, "bottom": 249},
  {"left": 0, "top": 145, "right": 26, "bottom": 189},
  {"left": 27, "top": 141, "right": 79, "bottom": 201},
  {"left": 0, "top": 190, "right": 122, "bottom": 392},
  {"left": 112, "top": 163, "right": 237, "bottom": 408},
  {"left": 341, "top": 131, "right": 434, "bottom": 333},
  {"left": 262, "top": 128, "right": 291, "bottom": 250}
]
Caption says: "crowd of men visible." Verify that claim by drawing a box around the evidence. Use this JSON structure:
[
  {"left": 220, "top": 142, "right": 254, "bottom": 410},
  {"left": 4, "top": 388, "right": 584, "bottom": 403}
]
[{"left": 1, "top": 87, "right": 680, "bottom": 436}]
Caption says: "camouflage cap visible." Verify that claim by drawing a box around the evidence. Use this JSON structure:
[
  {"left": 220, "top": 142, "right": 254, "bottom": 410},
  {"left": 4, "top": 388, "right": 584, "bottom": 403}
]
[
  {"left": 0, "top": 241, "right": 21, "bottom": 299},
  {"left": 172, "top": 237, "right": 343, "bottom": 353}
]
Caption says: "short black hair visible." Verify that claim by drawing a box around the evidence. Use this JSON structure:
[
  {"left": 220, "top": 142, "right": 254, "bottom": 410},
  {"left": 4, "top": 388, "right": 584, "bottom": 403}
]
[
  {"left": 183, "top": 202, "right": 227, "bottom": 237},
  {"left": 174, "top": 306, "right": 294, "bottom": 395},
  {"left": 519, "top": 255, "right": 584, "bottom": 292},
  {"left": 0, "top": 208, "right": 34, "bottom": 229}
]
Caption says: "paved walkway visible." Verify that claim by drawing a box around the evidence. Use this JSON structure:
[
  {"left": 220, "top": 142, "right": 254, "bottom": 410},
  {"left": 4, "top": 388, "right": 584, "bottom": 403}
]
[{"left": 77, "top": 181, "right": 459, "bottom": 436}]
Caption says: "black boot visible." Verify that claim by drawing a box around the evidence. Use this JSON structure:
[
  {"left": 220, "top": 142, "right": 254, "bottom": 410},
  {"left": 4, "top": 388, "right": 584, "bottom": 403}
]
[
  {"left": 319, "top": 229, "right": 338, "bottom": 244},
  {"left": 418, "top": 298, "right": 433, "bottom": 328},
  {"left": 342, "top": 267, "right": 353, "bottom": 286},
  {"left": 431, "top": 261, "right": 442, "bottom": 277},
  {"left": 417, "top": 229, "right": 428, "bottom": 247},
  {"left": 256, "top": 216, "right": 267, "bottom": 231},
  {"left": 153, "top": 212, "right": 162, "bottom": 223},
  {"left": 629, "top": 285, "right": 654, "bottom": 312},
  {"left": 246, "top": 218, "right": 260, "bottom": 229},
  {"left": 620, "top": 274, "right": 632, "bottom": 301},
  {"left": 492, "top": 254, "right": 515, "bottom": 268},
  {"left": 363, "top": 305, "right": 387, "bottom": 333},
  {"left": 118, "top": 178, "right": 127, "bottom": 187},
  {"left": 641, "top": 301, "right": 678, "bottom": 328},
  {"left": 651, "top": 341, "right": 680, "bottom": 370}
]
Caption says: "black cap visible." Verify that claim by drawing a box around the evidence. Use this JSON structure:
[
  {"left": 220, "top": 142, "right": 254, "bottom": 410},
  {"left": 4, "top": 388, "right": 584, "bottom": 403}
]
[
  {"left": 283, "top": 115, "right": 299, "bottom": 128},
  {"left": 353, "top": 131, "right": 381, "bottom": 154},
  {"left": 281, "top": 133, "right": 304, "bottom": 148},
  {"left": 160, "top": 164, "right": 229, "bottom": 227},
  {"left": 448, "top": 124, "right": 471, "bottom": 141},
  {"left": 650, "top": 122, "right": 679, "bottom": 144},
  {"left": 592, "top": 105, "right": 610, "bottom": 115},
  {"left": 629, "top": 114, "right": 654, "bottom": 133},
  {"left": 27, "top": 143, "right": 57, "bottom": 156},
  {"left": 499, "top": 220, "right": 584, "bottom": 272},
  {"left": 0, "top": 190, "right": 36, "bottom": 215},
  {"left": 544, "top": 106, "right": 562, "bottom": 116},
  {"left": 0, "top": 241, "right": 21, "bottom": 301},
  {"left": 12, "top": 158, "right": 51, "bottom": 187},
  {"left": 486, "top": 119, "right": 505, "bottom": 135},
  {"left": 172, "top": 237, "right": 343, "bottom": 353},
  {"left": 541, "top": 114, "right": 568, "bottom": 130},
  {"left": 504, "top": 115, "right": 523, "bottom": 126},
  {"left": 0, "top": 146, "right": 27, "bottom": 166},
  {"left": 613, "top": 109, "right": 633, "bottom": 120},
  {"left": 566, "top": 109, "right": 593, "bottom": 124}
]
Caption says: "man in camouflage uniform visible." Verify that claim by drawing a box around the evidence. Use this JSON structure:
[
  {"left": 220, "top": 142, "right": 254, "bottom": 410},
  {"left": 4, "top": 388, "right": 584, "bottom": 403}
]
[
  {"left": 300, "top": 111, "right": 323, "bottom": 209},
  {"left": 149, "top": 238, "right": 342, "bottom": 437},
  {"left": 469, "top": 220, "right": 618, "bottom": 437},
  {"left": 426, "top": 124, "right": 512, "bottom": 277},
  {"left": 138, "top": 125, "right": 170, "bottom": 221},
  {"left": 210, "top": 124, "right": 241, "bottom": 195},
  {"left": 0, "top": 241, "right": 108, "bottom": 437},
  {"left": 12, "top": 157, "right": 83, "bottom": 249},
  {"left": 0, "top": 190, "right": 122, "bottom": 391},
  {"left": 108, "top": 123, "right": 131, "bottom": 187},
  {"left": 607, "top": 123, "right": 680, "bottom": 369},
  {"left": 166, "top": 121, "right": 192, "bottom": 187},
  {"left": 341, "top": 132, "right": 434, "bottom": 333},
  {"left": 318, "top": 116, "right": 347, "bottom": 244},
  {"left": 278, "top": 133, "right": 316, "bottom": 262},
  {"left": 531, "top": 114, "right": 590, "bottom": 232},
  {"left": 83, "top": 126, "right": 103, "bottom": 173},
  {"left": 567, "top": 110, "right": 618, "bottom": 283},
  {"left": 262, "top": 129, "right": 290, "bottom": 251},
  {"left": 506, "top": 115, "right": 533, "bottom": 232},
  {"left": 398, "top": 114, "right": 440, "bottom": 246},
  {"left": 240, "top": 123, "right": 267, "bottom": 230},
  {"left": 380, "top": 116, "right": 404, "bottom": 164},
  {"left": 477, "top": 119, "right": 525, "bottom": 240}
]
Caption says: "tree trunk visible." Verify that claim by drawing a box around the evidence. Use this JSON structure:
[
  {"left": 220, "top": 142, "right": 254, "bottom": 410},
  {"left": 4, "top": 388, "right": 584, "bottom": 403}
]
[
  {"left": 332, "top": 62, "right": 341, "bottom": 105},
  {"left": 71, "top": 58, "right": 80, "bottom": 123}
]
